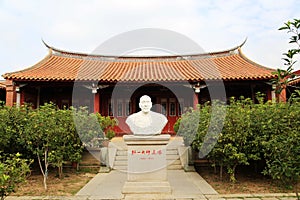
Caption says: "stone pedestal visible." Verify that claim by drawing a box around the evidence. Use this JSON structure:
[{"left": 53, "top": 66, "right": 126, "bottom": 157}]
[{"left": 122, "top": 134, "right": 172, "bottom": 194}]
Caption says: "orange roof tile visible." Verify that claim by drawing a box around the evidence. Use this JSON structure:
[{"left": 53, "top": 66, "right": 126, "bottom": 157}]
[
  {"left": 0, "top": 81, "right": 6, "bottom": 89},
  {"left": 2, "top": 45, "right": 276, "bottom": 82},
  {"left": 287, "top": 70, "right": 300, "bottom": 85}
]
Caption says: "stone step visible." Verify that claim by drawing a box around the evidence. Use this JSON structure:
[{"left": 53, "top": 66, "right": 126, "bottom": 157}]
[
  {"left": 166, "top": 149, "right": 178, "bottom": 155},
  {"left": 167, "top": 159, "right": 181, "bottom": 165},
  {"left": 116, "top": 150, "right": 127, "bottom": 156},
  {"left": 113, "top": 165, "right": 127, "bottom": 171},
  {"left": 114, "top": 160, "right": 127, "bottom": 166},
  {"left": 167, "top": 164, "right": 182, "bottom": 170},
  {"left": 115, "top": 155, "right": 128, "bottom": 161},
  {"left": 166, "top": 154, "right": 180, "bottom": 160},
  {"left": 113, "top": 165, "right": 182, "bottom": 171}
]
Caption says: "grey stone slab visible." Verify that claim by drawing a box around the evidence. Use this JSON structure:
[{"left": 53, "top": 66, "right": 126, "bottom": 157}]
[
  {"left": 167, "top": 170, "right": 208, "bottom": 197},
  {"left": 76, "top": 170, "right": 126, "bottom": 199},
  {"left": 221, "top": 194, "right": 254, "bottom": 198},
  {"left": 225, "top": 198, "right": 245, "bottom": 200},
  {"left": 122, "top": 181, "right": 172, "bottom": 194},
  {"left": 261, "top": 193, "right": 297, "bottom": 197},
  {"left": 261, "top": 198, "right": 280, "bottom": 200},
  {"left": 205, "top": 194, "right": 224, "bottom": 199},
  {"left": 186, "top": 172, "right": 218, "bottom": 195},
  {"left": 124, "top": 193, "right": 174, "bottom": 200}
]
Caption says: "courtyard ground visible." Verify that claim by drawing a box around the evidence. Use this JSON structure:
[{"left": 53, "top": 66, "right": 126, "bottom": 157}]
[{"left": 11, "top": 166, "right": 297, "bottom": 196}]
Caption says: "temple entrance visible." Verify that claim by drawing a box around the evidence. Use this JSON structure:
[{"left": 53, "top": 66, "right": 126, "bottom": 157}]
[
  {"left": 100, "top": 83, "right": 194, "bottom": 136},
  {"left": 108, "top": 84, "right": 192, "bottom": 135}
]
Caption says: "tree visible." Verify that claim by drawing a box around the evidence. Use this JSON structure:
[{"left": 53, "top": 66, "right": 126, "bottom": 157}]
[
  {"left": 262, "top": 100, "right": 300, "bottom": 199},
  {"left": 272, "top": 19, "right": 300, "bottom": 101},
  {"left": 23, "top": 103, "right": 58, "bottom": 190},
  {"left": 0, "top": 105, "right": 33, "bottom": 156}
]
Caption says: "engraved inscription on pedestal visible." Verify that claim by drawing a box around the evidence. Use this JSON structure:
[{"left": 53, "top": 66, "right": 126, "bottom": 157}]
[
  {"left": 122, "top": 135, "right": 171, "bottom": 194},
  {"left": 122, "top": 95, "right": 171, "bottom": 194}
]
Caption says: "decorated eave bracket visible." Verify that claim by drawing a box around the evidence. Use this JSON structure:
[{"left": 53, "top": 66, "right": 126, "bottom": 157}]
[
  {"left": 183, "top": 82, "right": 208, "bottom": 93},
  {"left": 83, "top": 83, "right": 109, "bottom": 94}
]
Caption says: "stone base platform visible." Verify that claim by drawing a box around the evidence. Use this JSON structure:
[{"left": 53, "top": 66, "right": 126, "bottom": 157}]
[
  {"left": 76, "top": 170, "right": 218, "bottom": 199},
  {"left": 122, "top": 134, "right": 171, "bottom": 195},
  {"left": 123, "top": 134, "right": 171, "bottom": 145}
]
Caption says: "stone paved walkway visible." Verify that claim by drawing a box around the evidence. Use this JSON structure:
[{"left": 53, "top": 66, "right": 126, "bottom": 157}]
[
  {"left": 6, "top": 169, "right": 298, "bottom": 199},
  {"left": 76, "top": 169, "right": 218, "bottom": 199},
  {"left": 6, "top": 193, "right": 298, "bottom": 200}
]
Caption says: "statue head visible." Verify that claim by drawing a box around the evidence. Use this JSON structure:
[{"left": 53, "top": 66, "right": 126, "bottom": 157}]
[{"left": 139, "top": 95, "right": 152, "bottom": 114}]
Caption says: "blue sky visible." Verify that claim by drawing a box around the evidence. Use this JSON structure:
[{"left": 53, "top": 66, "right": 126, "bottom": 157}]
[{"left": 0, "top": 0, "right": 299, "bottom": 79}]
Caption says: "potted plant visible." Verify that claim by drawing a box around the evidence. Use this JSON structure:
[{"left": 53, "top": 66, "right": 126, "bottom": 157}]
[{"left": 69, "top": 151, "right": 82, "bottom": 171}]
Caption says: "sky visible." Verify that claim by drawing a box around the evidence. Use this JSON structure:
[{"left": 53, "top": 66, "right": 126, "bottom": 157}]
[{"left": 0, "top": 0, "right": 300, "bottom": 79}]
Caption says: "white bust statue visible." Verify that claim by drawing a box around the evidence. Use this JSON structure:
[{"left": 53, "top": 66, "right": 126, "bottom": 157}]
[{"left": 125, "top": 95, "right": 168, "bottom": 135}]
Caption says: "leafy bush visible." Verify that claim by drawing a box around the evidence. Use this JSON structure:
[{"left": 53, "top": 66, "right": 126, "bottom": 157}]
[
  {"left": 96, "top": 113, "right": 117, "bottom": 140},
  {"left": 0, "top": 153, "right": 31, "bottom": 200},
  {"left": 175, "top": 95, "right": 300, "bottom": 188}
]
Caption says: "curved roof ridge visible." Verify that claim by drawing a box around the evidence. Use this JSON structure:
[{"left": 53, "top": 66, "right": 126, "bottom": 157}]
[
  {"left": 202, "top": 38, "right": 247, "bottom": 56},
  {"left": 2, "top": 49, "right": 53, "bottom": 79},
  {"left": 42, "top": 38, "right": 248, "bottom": 60},
  {"left": 237, "top": 47, "right": 275, "bottom": 71},
  {"left": 0, "top": 80, "right": 6, "bottom": 89}
]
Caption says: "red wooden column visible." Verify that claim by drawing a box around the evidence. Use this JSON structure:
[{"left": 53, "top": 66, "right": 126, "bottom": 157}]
[
  {"left": 277, "top": 88, "right": 287, "bottom": 103},
  {"left": 266, "top": 86, "right": 272, "bottom": 101},
  {"left": 193, "top": 92, "right": 199, "bottom": 110},
  {"left": 5, "top": 80, "right": 15, "bottom": 107},
  {"left": 94, "top": 92, "right": 100, "bottom": 113}
]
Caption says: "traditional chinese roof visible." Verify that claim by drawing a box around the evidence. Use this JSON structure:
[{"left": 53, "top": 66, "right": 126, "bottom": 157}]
[
  {"left": 288, "top": 70, "right": 300, "bottom": 85},
  {"left": 0, "top": 81, "right": 6, "bottom": 90},
  {"left": 2, "top": 41, "right": 276, "bottom": 82}
]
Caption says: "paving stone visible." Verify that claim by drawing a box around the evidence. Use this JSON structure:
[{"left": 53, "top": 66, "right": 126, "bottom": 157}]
[
  {"left": 225, "top": 198, "right": 245, "bottom": 200},
  {"left": 122, "top": 181, "right": 172, "bottom": 194},
  {"left": 261, "top": 197, "right": 280, "bottom": 200},
  {"left": 253, "top": 193, "right": 295, "bottom": 198},
  {"left": 206, "top": 198, "right": 226, "bottom": 200},
  {"left": 279, "top": 198, "right": 298, "bottom": 200},
  {"left": 205, "top": 194, "right": 223, "bottom": 199},
  {"left": 172, "top": 194, "right": 206, "bottom": 199},
  {"left": 221, "top": 194, "right": 253, "bottom": 198},
  {"left": 124, "top": 194, "right": 174, "bottom": 200}
]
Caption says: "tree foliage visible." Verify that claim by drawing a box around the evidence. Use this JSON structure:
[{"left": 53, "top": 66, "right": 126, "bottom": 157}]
[
  {"left": 272, "top": 19, "right": 300, "bottom": 98},
  {"left": 0, "top": 153, "right": 31, "bottom": 200},
  {"left": 175, "top": 95, "right": 300, "bottom": 188},
  {"left": 0, "top": 103, "right": 116, "bottom": 191}
]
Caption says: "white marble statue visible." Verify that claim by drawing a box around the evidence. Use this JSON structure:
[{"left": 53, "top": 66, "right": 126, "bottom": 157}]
[{"left": 125, "top": 95, "right": 168, "bottom": 135}]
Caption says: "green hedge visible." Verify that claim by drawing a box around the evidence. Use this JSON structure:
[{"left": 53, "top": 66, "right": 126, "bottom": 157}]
[
  {"left": 0, "top": 103, "right": 116, "bottom": 190},
  {"left": 175, "top": 95, "right": 300, "bottom": 187}
]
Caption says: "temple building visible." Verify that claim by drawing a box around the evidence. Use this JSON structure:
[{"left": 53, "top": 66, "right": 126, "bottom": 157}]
[
  {"left": 0, "top": 81, "right": 6, "bottom": 103},
  {"left": 287, "top": 69, "right": 300, "bottom": 98},
  {"left": 2, "top": 42, "right": 277, "bottom": 135}
]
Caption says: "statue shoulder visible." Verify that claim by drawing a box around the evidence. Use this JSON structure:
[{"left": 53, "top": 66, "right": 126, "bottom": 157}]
[
  {"left": 150, "top": 111, "right": 167, "bottom": 120},
  {"left": 126, "top": 112, "right": 139, "bottom": 121}
]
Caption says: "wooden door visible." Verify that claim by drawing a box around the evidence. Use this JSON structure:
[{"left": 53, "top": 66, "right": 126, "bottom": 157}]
[{"left": 158, "top": 97, "right": 182, "bottom": 135}]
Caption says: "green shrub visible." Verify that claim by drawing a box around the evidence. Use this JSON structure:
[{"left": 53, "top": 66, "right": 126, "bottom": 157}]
[
  {"left": 175, "top": 94, "right": 300, "bottom": 187},
  {"left": 0, "top": 153, "right": 31, "bottom": 200}
]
